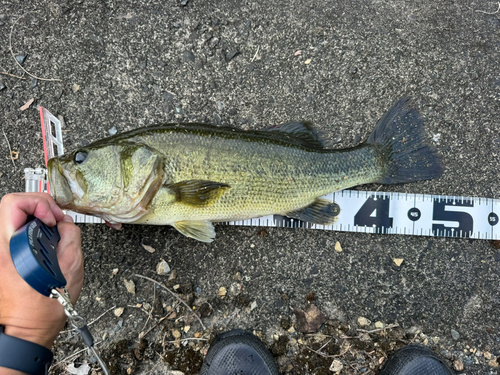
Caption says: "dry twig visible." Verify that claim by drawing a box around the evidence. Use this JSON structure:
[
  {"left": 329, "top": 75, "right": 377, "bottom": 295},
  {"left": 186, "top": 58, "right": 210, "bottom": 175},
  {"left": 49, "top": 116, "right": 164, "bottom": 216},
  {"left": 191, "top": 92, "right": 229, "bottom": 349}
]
[
  {"left": 475, "top": 1, "right": 500, "bottom": 14},
  {"left": 140, "top": 283, "right": 156, "bottom": 336},
  {"left": 2, "top": 128, "right": 16, "bottom": 170},
  {"left": 356, "top": 323, "right": 399, "bottom": 334},
  {"left": 61, "top": 305, "right": 117, "bottom": 334},
  {"left": 0, "top": 71, "right": 26, "bottom": 79},
  {"left": 164, "top": 337, "right": 208, "bottom": 344},
  {"left": 52, "top": 340, "right": 103, "bottom": 367},
  {"left": 9, "top": 12, "right": 61, "bottom": 82},
  {"left": 133, "top": 274, "right": 206, "bottom": 330}
]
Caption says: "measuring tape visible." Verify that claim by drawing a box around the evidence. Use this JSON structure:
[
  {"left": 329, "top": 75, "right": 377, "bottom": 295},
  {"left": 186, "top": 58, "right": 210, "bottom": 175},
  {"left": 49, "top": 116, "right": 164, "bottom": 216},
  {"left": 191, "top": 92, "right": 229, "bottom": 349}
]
[{"left": 25, "top": 108, "right": 500, "bottom": 240}]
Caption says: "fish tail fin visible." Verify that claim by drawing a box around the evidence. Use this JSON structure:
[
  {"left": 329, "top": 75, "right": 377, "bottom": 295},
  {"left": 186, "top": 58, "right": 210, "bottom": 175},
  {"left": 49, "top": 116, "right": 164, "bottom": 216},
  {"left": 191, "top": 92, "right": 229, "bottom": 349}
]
[{"left": 367, "top": 97, "right": 444, "bottom": 184}]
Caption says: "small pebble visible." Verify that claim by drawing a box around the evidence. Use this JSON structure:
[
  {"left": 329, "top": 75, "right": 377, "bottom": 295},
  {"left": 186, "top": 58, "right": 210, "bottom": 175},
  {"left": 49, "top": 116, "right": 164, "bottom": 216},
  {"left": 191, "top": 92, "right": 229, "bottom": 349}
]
[
  {"left": 225, "top": 50, "right": 240, "bottom": 62},
  {"left": 114, "top": 307, "right": 124, "bottom": 317},
  {"left": 334, "top": 241, "right": 342, "bottom": 252},
  {"left": 182, "top": 50, "right": 195, "bottom": 62},
  {"left": 229, "top": 282, "right": 242, "bottom": 296},
  {"left": 172, "top": 329, "right": 182, "bottom": 339},
  {"left": 112, "top": 319, "right": 124, "bottom": 333},
  {"left": 15, "top": 53, "right": 27, "bottom": 65},
  {"left": 169, "top": 269, "right": 178, "bottom": 280},
  {"left": 72, "top": 84, "right": 80, "bottom": 93},
  {"left": 374, "top": 321, "right": 384, "bottom": 329},
  {"left": 357, "top": 316, "right": 370, "bottom": 327},
  {"left": 0, "top": 82, "right": 5, "bottom": 91},
  {"left": 183, "top": 325, "right": 190, "bottom": 333},
  {"left": 489, "top": 358, "right": 499, "bottom": 368},
  {"left": 218, "top": 286, "right": 227, "bottom": 297},
  {"left": 108, "top": 126, "right": 117, "bottom": 135},
  {"left": 250, "top": 301, "right": 257, "bottom": 311},
  {"left": 451, "top": 329, "right": 460, "bottom": 340},
  {"left": 216, "top": 101, "right": 224, "bottom": 111},
  {"left": 304, "top": 58, "right": 311, "bottom": 65},
  {"left": 156, "top": 259, "right": 171, "bottom": 275}
]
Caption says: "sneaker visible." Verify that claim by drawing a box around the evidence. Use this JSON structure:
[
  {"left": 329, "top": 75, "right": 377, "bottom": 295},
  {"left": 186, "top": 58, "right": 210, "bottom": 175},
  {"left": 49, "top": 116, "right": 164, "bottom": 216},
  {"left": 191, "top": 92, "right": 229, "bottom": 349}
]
[
  {"left": 200, "top": 329, "right": 280, "bottom": 375},
  {"left": 380, "top": 344, "right": 455, "bottom": 375}
]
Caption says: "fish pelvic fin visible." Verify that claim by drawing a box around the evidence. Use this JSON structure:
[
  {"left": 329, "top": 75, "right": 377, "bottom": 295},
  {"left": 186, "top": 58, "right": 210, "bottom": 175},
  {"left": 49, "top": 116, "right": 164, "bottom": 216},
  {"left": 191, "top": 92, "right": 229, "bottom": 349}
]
[
  {"left": 165, "top": 180, "right": 230, "bottom": 207},
  {"left": 285, "top": 198, "right": 340, "bottom": 225},
  {"left": 367, "top": 97, "right": 444, "bottom": 184},
  {"left": 173, "top": 220, "right": 215, "bottom": 242}
]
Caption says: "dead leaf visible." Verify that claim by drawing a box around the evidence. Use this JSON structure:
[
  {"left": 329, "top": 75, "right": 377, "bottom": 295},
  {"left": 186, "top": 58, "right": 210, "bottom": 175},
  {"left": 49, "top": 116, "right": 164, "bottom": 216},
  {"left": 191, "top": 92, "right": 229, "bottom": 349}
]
[
  {"left": 334, "top": 241, "right": 342, "bottom": 252},
  {"left": 292, "top": 304, "right": 326, "bottom": 333},
  {"left": 330, "top": 359, "right": 343, "bottom": 373},
  {"left": 20, "top": 98, "right": 34, "bottom": 111},
  {"left": 393, "top": 258, "right": 404, "bottom": 267},
  {"left": 67, "top": 363, "right": 90, "bottom": 375},
  {"left": 142, "top": 244, "right": 156, "bottom": 253},
  {"left": 124, "top": 279, "right": 136, "bottom": 294}
]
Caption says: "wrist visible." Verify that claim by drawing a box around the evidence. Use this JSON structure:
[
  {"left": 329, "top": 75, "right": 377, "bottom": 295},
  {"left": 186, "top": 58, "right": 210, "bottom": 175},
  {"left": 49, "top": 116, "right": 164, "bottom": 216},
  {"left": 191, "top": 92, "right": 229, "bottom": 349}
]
[
  {"left": 1, "top": 325, "right": 59, "bottom": 349},
  {"left": 0, "top": 325, "right": 54, "bottom": 375}
]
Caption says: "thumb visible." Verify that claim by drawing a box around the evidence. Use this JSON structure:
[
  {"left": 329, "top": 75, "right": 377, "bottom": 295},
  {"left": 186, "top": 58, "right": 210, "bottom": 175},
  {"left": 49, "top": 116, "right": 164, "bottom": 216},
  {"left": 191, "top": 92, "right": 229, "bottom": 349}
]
[{"left": 57, "top": 215, "right": 84, "bottom": 304}]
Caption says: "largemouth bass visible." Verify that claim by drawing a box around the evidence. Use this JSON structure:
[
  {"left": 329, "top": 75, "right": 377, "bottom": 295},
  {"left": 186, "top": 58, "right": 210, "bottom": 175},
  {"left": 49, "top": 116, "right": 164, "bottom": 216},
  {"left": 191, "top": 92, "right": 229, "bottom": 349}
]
[{"left": 48, "top": 98, "right": 443, "bottom": 242}]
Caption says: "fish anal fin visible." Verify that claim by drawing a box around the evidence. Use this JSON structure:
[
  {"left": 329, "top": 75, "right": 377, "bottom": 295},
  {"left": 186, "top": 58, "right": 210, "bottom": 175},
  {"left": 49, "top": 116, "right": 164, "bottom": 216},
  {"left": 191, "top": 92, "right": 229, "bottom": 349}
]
[
  {"left": 286, "top": 198, "right": 340, "bottom": 225},
  {"left": 166, "top": 180, "right": 230, "bottom": 207},
  {"left": 266, "top": 121, "right": 328, "bottom": 150},
  {"left": 173, "top": 220, "right": 215, "bottom": 242}
]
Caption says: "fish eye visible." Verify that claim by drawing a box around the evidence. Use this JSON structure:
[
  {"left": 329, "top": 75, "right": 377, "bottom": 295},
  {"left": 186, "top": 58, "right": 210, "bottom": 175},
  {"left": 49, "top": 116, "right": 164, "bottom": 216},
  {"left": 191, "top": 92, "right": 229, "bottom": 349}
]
[{"left": 73, "top": 150, "right": 88, "bottom": 164}]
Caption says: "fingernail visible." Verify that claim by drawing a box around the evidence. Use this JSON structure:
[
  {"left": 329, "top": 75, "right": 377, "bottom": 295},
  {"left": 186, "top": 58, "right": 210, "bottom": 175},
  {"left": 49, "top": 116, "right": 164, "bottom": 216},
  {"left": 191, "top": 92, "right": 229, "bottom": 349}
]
[{"left": 62, "top": 214, "right": 74, "bottom": 223}]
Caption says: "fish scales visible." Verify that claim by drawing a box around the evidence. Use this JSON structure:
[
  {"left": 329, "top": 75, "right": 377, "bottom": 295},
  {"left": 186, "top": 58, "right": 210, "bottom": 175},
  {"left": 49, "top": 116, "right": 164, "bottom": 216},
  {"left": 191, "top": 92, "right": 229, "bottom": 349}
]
[
  {"left": 132, "top": 128, "right": 382, "bottom": 224},
  {"left": 48, "top": 98, "right": 444, "bottom": 242}
]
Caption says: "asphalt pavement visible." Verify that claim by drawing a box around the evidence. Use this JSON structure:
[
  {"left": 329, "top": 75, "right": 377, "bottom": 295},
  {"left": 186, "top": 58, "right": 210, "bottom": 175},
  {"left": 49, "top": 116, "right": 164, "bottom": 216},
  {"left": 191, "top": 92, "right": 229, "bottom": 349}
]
[{"left": 0, "top": 1, "right": 499, "bottom": 374}]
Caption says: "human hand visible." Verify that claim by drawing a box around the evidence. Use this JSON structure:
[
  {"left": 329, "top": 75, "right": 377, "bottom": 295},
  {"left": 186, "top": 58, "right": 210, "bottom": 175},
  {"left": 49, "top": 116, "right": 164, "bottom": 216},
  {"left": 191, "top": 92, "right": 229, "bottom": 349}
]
[{"left": 0, "top": 193, "right": 83, "bottom": 349}]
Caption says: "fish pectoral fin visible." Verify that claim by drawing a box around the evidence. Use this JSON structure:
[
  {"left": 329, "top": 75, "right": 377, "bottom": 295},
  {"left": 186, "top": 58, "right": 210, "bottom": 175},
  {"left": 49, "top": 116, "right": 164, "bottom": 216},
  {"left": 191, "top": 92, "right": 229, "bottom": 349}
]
[
  {"left": 173, "top": 220, "right": 215, "bottom": 243},
  {"left": 265, "top": 121, "right": 327, "bottom": 150},
  {"left": 165, "top": 180, "right": 230, "bottom": 207},
  {"left": 285, "top": 198, "right": 341, "bottom": 225}
]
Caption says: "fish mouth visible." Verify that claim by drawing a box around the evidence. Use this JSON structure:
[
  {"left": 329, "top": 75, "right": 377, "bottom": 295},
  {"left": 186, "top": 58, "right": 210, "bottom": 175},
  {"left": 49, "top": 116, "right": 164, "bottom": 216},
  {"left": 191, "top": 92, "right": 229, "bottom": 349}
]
[{"left": 47, "top": 158, "right": 73, "bottom": 207}]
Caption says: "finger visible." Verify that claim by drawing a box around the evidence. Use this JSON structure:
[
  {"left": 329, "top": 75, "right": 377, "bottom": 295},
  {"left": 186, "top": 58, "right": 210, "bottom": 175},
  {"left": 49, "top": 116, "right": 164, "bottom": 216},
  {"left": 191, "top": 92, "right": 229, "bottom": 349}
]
[
  {"left": 0, "top": 193, "right": 64, "bottom": 235},
  {"left": 56, "top": 216, "right": 84, "bottom": 304}
]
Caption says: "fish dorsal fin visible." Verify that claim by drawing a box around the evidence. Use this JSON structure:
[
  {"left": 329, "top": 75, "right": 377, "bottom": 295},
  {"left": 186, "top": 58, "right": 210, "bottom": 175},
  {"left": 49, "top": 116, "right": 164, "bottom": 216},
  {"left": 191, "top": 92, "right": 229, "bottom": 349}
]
[
  {"left": 265, "top": 121, "right": 327, "bottom": 150},
  {"left": 173, "top": 220, "right": 216, "bottom": 242},
  {"left": 165, "top": 179, "right": 230, "bottom": 207}
]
